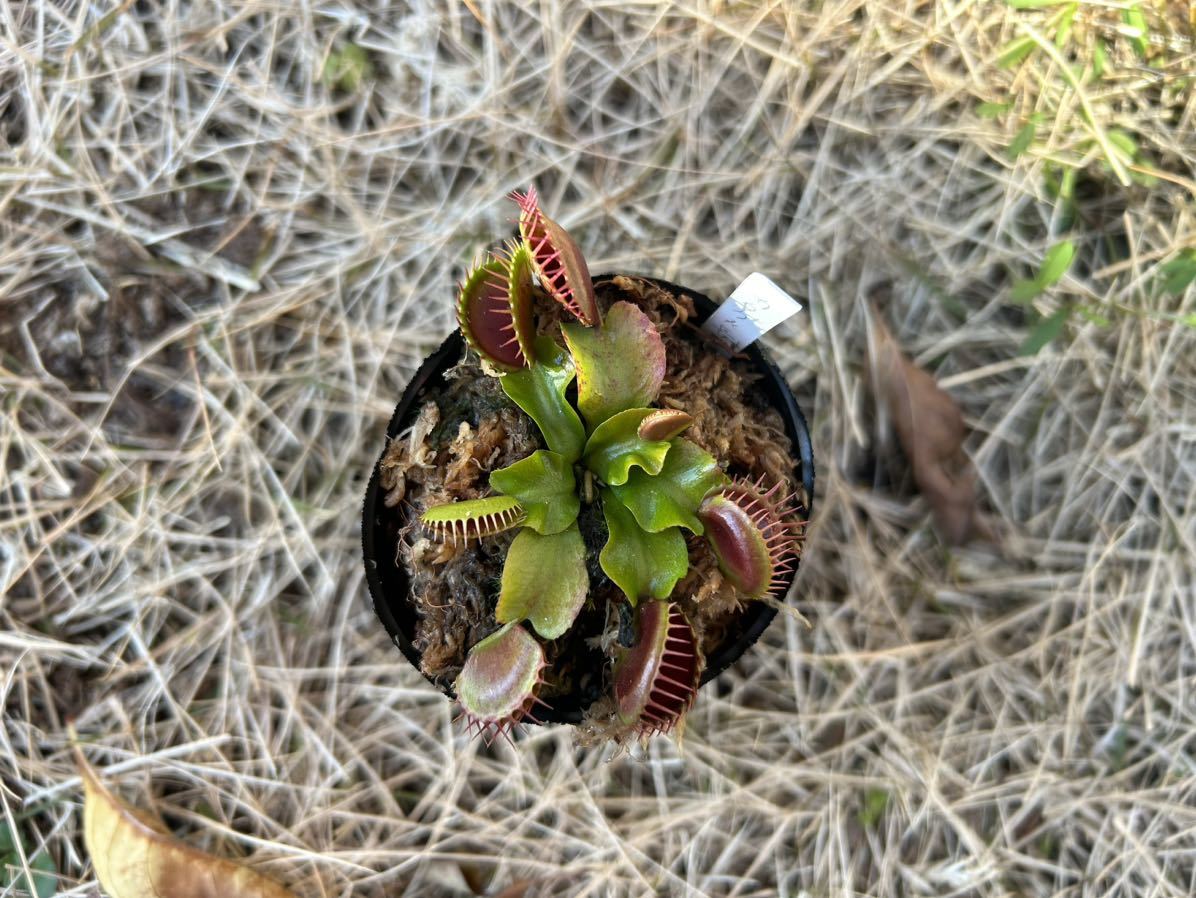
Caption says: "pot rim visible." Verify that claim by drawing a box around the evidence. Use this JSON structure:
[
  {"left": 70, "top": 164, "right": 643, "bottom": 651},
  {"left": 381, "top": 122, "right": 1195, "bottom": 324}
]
[{"left": 361, "top": 273, "right": 815, "bottom": 724}]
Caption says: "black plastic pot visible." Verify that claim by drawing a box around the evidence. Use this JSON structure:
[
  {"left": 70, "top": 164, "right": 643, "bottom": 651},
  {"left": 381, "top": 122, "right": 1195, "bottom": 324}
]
[{"left": 362, "top": 275, "right": 814, "bottom": 724}]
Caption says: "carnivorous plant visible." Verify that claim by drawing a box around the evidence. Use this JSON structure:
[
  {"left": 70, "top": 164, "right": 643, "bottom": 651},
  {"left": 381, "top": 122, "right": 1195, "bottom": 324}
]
[{"left": 419, "top": 188, "right": 804, "bottom": 741}]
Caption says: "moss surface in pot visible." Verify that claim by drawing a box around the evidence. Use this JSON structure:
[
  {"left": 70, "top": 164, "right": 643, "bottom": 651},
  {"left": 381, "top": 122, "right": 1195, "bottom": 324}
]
[{"left": 372, "top": 188, "right": 810, "bottom": 744}]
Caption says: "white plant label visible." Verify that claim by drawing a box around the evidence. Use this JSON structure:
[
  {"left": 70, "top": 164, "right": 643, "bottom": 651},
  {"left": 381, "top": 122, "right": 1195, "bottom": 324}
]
[{"left": 700, "top": 272, "right": 802, "bottom": 352}]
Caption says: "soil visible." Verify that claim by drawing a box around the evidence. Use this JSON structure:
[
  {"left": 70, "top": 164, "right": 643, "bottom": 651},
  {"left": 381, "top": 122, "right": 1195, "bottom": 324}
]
[{"left": 376, "top": 275, "right": 799, "bottom": 733}]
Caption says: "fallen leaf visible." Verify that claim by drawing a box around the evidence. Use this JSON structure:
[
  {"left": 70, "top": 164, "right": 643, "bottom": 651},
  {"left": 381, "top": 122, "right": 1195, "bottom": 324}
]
[
  {"left": 492, "top": 881, "right": 536, "bottom": 898},
  {"left": 869, "top": 311, "right": 985, "bottom": 545},
  {"left": 77, "top": 749, "right": 298, "bottom": 898},
  {"left": 457, "top": 865, "right": 538, "bottom": 897},
  {"left": 456, "top": 861, "right": 488, "bottom": 894}
]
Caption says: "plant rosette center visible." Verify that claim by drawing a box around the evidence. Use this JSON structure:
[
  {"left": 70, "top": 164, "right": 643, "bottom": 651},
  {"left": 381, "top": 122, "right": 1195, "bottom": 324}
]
[{"left": 412, "top": 187, "right": 807, "bottom": 742}]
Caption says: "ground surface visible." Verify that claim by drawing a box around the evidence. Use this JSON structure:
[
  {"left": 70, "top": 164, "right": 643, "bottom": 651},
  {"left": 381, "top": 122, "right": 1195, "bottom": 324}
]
[{"left": 1, "top": 3, "right": 1194, "bottom": 897}]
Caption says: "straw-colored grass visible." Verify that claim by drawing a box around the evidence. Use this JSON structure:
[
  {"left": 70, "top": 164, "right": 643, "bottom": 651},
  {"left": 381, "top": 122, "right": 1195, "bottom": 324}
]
[{"left": 2, "top": 2, "right": 1194, "bottom": 896}]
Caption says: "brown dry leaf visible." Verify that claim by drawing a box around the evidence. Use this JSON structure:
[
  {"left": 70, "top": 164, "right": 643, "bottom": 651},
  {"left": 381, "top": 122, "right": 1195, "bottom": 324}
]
[
  {"left": 869, "top": 311, "right": 985, "bottom": 545},
  {"left": 77, "top": 750, "right": 299, "bottom": 898},
  {"left": 491, "top": 881, "right": 536, "bottom": 898}
]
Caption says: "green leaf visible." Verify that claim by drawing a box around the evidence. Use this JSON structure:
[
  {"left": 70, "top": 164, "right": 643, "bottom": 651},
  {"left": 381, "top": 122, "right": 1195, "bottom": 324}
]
[
  {"left": 420, "top": 495, "right": 525, "bottom": 539},
  {"left": 496, "top": 524, "right": 589, "bottom": 639},
  {"left": 1122, "top": 3, "right": 1148, "bottom": 58},
  {"left": 1018, "top": 307, "right": 1072, "bottom": 355},
  {"left": 1129, "top": 167, "right": 1158, "bottom": 188},
  {"left": 1007, "top": 121, "right": 1037, "bottom": 158},
  {"left": 976, "top": 101, "right": 1012, "bottom": 119},
  {"left": 610, "top": 438, "right": 728, "bottom": 534},
  {"left": 599, "top": 493, "right": 688, "bottom": 604},
  {"left": 500, "top": 336, "right": 586, "bottom": 462},
  {"left": 1039, "top": 240, "right": 1076, "bottom": 287},
  {"left": 489, "top": 450, "right": 579, "bottom": 535},
  {"left": 1161, "top": 252, "right": 1196, "bottom": 295},
  {"left": 561, "top": 300, "right": 666, "bottom": 430},
  {"left": 1106, "top": 129, "right": 1137, "bottom": 164},
  {"left": 1043, "top": 163, "right": 1062, "bottom": 199},
  {"left": 29, "top": 851, "right": 56, "bottom": 898},
  {"left": 1179, "top": 313, "right": 1196, "bottom": 329},
  {"left": 322, "top": 42, "right": 371, "bottom": 92},
  {"left": 1076, "top": 306, "right": 1111, "bottom": 327},
  {"left": 1054, "top": 3, "right": 1077, "bottom": 47},
  {"left": 1092, "top": 40, "right": 1108, "bottom": 79},
  {"left": 1059, "top": 165, "right": 1077, "bottom": 200},
  {"left": 582, "top": 408, "right": 672, "bottom": 487},
  {"left": 859, "top": 789, "right": 890, "bottom": 828},
  {"left": 998, "top": 36, "right": 1036, "bottom": 69},
  {"left": 1010, "top": 279, "right": 1044, "bottom": 304},
  {"left": 0, "top": 821, "right": 57, "bottom": 898}
]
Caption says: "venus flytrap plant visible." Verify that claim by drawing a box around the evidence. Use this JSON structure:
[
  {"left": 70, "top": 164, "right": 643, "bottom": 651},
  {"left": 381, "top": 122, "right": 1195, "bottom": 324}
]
[{"left": 419, "top": 188, "right": 806, "bottom": 741}]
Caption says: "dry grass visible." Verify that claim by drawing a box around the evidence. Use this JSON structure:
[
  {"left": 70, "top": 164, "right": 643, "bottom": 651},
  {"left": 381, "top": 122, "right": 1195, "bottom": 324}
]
[{"left": 2, "top": 2, "right": 1195, "bottom": 896}]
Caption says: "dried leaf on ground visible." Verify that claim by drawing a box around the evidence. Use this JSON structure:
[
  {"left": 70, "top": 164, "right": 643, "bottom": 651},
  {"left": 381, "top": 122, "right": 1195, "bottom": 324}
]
[
  {"left": 869, "top": 311, "right": 985, "bottom": 544},
  {"left": 77, "top": 750, "right": 298, "bottom": 898},
  {"left": 491, "top": 880, "right": 536, "bottom": 898}
]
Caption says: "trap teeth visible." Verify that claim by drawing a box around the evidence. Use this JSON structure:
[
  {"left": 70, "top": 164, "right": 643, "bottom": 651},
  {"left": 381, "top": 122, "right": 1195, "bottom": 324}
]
[
  {"left": 511, "top": 186, "right": 600, "bottom": 326},
  {"left": 613, "top": 602, "right": 700, "bottom": 739},
  {"left": 698, "top": 476, "right": 804, "bottom": 598},
  {"left": 454, "top": 624, "right": 547, "bottom": 741}
]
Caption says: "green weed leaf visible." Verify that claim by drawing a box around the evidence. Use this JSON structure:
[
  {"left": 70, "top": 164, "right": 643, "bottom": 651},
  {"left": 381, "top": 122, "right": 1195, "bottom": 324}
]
[
  {"left": 859, "top": 789, "right": 890, "bottom": 828},
  {"left": 1010, "top": 279, "right": 1044, "bottom": 304},
  {"left": 1039, "top": 240, "right": 1076, "bottom": 287},
  {"left": 1076, "top": 306, "right": 1111, "bottom": 327},
  {"left": 998, "top": 36, "right": 1036, "bottom": 68},
  {"left": 1018, "top": 307, "right": 1072, "bottom": 355},
  {"left": 1012, "top": 241, "right": 1075, "bottom": 304},
  {"left": 1054, "top": 3, "right": 1078, "bottom": 47},
  {"left": 0, "top": 822, "right": 57, "bottom": 898},
  {"left": 1007, "top": 121, "right": 1037, "bottom": 158},
  {"left": 1106, "top": 129, "right": 1137, "bottom": 164},
  {"left": 1092, "top": 40, "right": 1108, "bottom": 78},
  {"left": 322, "top": 42, "right": 371, "bottom": 91},
  {"left": 1161, "top": 252, "right": 1196, "bottom": 295},
  {"left": 976, "top": 101, "right": 1012, "bottom": 119},
  {"left": 1121, "top": 3, "right": 1149, "bottom": 58}
]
